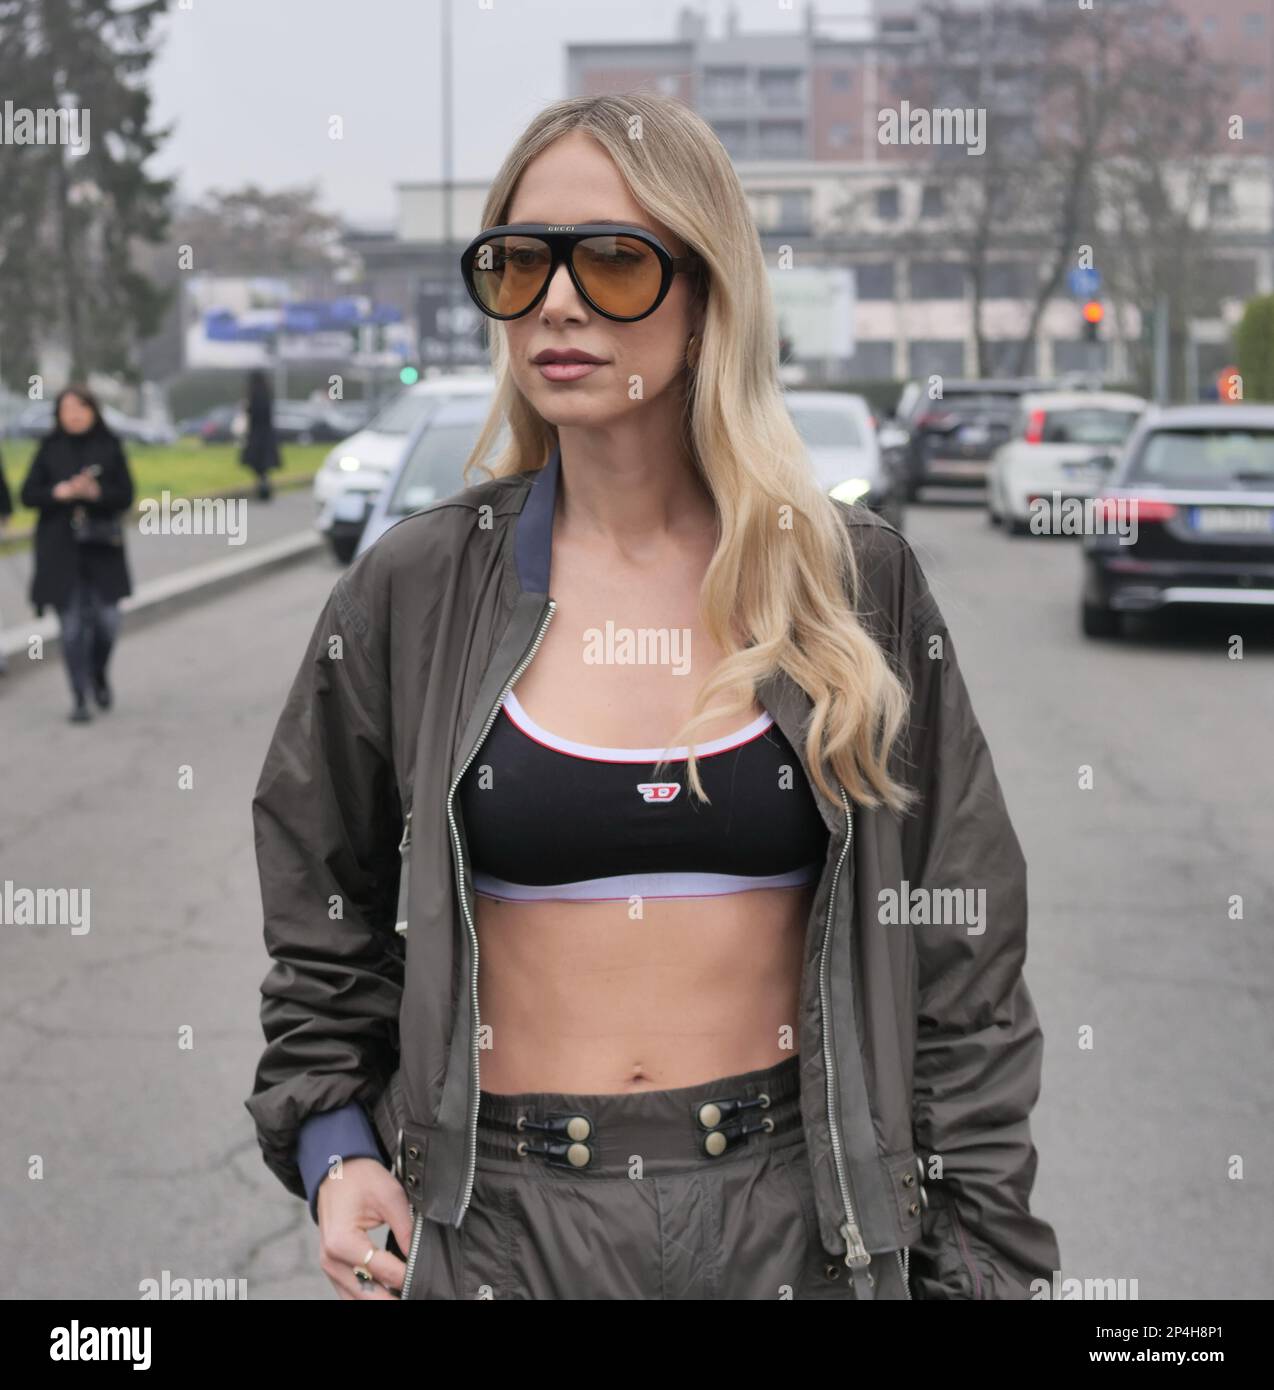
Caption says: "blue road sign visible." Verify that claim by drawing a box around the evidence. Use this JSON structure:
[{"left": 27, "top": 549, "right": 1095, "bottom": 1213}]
[{"left": 1067, "top": 267, "right": 1102, "bottom": 298}]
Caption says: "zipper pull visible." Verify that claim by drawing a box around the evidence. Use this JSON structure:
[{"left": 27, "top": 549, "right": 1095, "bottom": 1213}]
[
  {"left": 841, "top": 1220, "right": 872, "bottom": 1268},
  {"left": 394, "top": 810, "right": 412, "bottom": 935}
]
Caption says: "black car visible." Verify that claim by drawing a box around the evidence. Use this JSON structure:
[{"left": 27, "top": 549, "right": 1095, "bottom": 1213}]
[
  {"left": 893, "top": 377, "right": 1058, "bottom": 499},
  {"left": 1081, "top": 405, "right": 1274, "bottom": 638}
]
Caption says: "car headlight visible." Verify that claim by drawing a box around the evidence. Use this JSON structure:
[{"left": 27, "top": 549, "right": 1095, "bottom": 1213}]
[
  {"left": 830, "top": 477, "right": 872, "bottom": 505},
  {"left": 338, "top": 455, "right": 361, "bottom": 472}
]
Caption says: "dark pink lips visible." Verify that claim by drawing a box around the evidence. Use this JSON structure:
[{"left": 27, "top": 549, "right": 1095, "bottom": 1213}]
[
  {"left": 532, "top": 348, "right": 607, "bottom": 365},
  {"left": 533, "top": 347, "right": 609, "bottom": 383}
]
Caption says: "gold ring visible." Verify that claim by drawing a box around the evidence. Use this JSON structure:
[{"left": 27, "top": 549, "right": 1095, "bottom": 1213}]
[
  {"left": 353, "top": 1263, "right": 375, "bottom": 1287},
  {"left": 363, "top": 1246, "right": 379, "bottom": 1265}
]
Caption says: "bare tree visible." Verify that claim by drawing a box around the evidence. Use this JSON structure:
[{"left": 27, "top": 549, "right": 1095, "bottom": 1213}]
[
  {"left": 169, "top": 185, "right": 351, "bottom": 279},
  {"left": 829, "top": 1, "right": 1239, "bottom": 382}
]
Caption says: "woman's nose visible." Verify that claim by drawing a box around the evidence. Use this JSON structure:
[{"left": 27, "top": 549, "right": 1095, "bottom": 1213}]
[{"left": 540, "top": 261, "right": 586, "bottom": 319}]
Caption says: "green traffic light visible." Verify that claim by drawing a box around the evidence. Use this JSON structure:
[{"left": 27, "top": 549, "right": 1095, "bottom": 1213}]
[{"left": 399, "top": 366, "right": 420, "bottom": 385}]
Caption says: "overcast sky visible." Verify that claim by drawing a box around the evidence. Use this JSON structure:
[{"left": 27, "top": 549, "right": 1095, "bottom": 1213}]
[{"left": 150, "top": 0, "right": 868, "bottom": 229}]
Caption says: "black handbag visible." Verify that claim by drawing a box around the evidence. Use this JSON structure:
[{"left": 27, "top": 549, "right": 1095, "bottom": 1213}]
[
  {"left": 71, "top": 507, "right": 124, "bottom": 547},
  {"left": 69, "top": 464, "right": 124, "bottom": 546}
]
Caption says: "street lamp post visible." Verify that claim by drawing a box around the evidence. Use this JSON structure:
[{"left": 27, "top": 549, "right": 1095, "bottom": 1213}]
[{"left": 441, "top": 0, "right": 455, "bottom": 374}]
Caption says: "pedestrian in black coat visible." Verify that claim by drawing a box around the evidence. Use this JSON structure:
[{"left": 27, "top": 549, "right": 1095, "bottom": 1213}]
[
  {"left": 240, "top": 369, "right": 280, "bottom": 500},
  {"left": 20, "top": 386, "right": 134, "bottom": 722}
]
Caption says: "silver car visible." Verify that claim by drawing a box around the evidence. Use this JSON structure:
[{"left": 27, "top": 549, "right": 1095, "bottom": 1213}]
[
  {"left": 355, "top": 391, "right": 506, "bottom": 559},
  {"left": 785, "top": 390, "right": 905, "bottom": 531},
  {"left": 318, "top": 374, "right": 496, "bottom": 562}
]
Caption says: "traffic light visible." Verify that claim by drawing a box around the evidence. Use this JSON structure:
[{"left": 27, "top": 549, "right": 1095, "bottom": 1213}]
[
  {"left": 1082, "top": 300, "right": 1104, "bottom": 343},
  {"left": 399, "top": 365, "right": 420, "bottom": 386}
]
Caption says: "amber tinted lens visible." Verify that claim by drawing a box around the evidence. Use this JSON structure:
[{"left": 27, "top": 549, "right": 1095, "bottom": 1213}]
[
  {"left": 573, "top": 236, "right": 663, "bottom": 317},
  {"left": 469, "top": 235, "right": 552, "bottom": 317}
]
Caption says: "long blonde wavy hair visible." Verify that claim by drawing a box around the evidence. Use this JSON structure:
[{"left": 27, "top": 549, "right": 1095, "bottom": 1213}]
[{"left": 463, "top": 91, "right": 914, "bottom": 816}]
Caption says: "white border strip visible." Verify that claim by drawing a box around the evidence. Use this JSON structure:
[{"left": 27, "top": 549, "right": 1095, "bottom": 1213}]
[{"left": 473, "top": 864, "right": 821, "bottom": 902}]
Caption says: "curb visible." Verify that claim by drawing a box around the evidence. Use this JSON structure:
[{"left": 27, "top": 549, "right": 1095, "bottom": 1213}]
[{"left": 0, "top": 528, "right": 326, "bottom": 680}]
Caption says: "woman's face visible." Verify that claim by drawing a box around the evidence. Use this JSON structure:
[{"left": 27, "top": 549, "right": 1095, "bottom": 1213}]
[
  {"left": 58, "top": 393, "right": 96, "bottom": 435},
  {"left": 501, "top": 129, "right": 701, "bottom": 432}
]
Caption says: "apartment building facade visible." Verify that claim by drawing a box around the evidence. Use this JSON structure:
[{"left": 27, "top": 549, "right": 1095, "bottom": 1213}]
[{"left": 560, "top": 0, "right": 1274, "bottom": 386}]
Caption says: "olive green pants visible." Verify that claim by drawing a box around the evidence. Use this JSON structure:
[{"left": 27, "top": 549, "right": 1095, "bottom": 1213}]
[{"left": 395, "top": 1055, "right": 906, "bottom": 1300}]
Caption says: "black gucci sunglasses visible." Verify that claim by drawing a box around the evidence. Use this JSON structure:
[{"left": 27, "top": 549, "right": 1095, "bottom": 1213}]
[{"left": 460, "top": 223, "right": 702, "bottom": 323}]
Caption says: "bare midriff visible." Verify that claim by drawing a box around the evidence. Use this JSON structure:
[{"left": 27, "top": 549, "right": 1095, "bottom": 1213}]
[{"left": 476, "top": 883, "right": 813, "bottom": 1094}]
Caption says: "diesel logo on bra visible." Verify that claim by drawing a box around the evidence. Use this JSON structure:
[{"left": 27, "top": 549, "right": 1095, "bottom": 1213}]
[{"left": 636, "top": 783, "right": 681, "bottom": 803}]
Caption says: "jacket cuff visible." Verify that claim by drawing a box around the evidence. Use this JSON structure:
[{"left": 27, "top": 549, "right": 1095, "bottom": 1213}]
[{"left": 296, "top": 1102, "right": 386, "bottom": 1223}]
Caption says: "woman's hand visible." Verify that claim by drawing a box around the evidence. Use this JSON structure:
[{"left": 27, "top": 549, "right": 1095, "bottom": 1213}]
[
  {"left": 75, "top": 471, "right": 102, "bottom": 501},
  {"left": 51, "top": 473, "right": 100, "bottom": 502},
  {"left": 316, "top": 1156, "right": 415, "bottom": 1299}
]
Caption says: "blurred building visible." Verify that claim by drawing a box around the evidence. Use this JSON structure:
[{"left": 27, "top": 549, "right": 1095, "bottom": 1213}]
[
  {"left": 557, "top": 0, "right": 1274, "bottom": 386},
  {"left": 343, "top": 0, "right": 1273, "bottom": 391}
]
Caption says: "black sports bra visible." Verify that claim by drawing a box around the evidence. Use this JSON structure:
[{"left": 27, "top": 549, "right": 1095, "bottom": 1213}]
[{"left": 457, "top": 688, "right": 829, "bottom": 903}]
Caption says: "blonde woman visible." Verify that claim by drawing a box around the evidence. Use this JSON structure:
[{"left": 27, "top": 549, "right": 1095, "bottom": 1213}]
[{"left": 246, "top": 92, "right": 1059, "bottom": 1300}]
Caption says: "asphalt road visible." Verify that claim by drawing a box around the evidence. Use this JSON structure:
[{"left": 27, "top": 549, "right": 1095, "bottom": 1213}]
[{"left": 0, "top": 496, "right": 1269, "bottom": 1300}]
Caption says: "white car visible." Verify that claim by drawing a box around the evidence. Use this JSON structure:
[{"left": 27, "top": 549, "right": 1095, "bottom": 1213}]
[
  {"left": 311, "top": 372, "right": 495, "bottom": 509},
  {"left": 987, "top": 390, "right": 1147, "bottom": 533}
]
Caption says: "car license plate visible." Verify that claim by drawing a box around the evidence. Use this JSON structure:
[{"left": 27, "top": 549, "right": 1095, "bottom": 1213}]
[
  {"left": 1189, "top": 506, "right": 1274, "bottom": 535},
  {"left": 932, "top": 459, "right": 986, "bottom": 476},
  {"left": 1060, "top": 459, "right": 1097, "bottom": 478}
]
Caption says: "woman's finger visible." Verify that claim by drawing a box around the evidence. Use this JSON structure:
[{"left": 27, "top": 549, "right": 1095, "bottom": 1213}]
[
  {"left": 363, "top": 1242, "right": 406, "bottom": 1294},
  {"left": 320, "top": 1248, "right": 399, "bottom": 1301},
  {"left": 321, "top": 1203, "right": 409, "bottom": 1298}
]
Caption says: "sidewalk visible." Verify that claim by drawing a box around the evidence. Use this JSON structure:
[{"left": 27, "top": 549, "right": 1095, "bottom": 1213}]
[{"left": 0, "top": 483, "right": 328, "bottom": 673}]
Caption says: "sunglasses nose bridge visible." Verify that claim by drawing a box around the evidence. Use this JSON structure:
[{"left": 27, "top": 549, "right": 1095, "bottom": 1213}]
[{"left": 539, "top": 244, "right": 592, "bottom": 318}]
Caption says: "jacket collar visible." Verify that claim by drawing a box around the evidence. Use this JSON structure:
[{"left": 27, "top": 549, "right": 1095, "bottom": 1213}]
[{"left": 514, "top": 441, "right": 560, "bottom": 595}]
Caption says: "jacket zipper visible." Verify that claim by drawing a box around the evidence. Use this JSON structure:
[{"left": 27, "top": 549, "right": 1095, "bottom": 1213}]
[
  {"left": 822, "top": 784, "right": 871, "bottom": 1273},
  {"left": 449, "top": 598, "right": 558, "bottom": 1221},
  {"left": 396, "top": 807, "right": 424, "bottom": 1298},
  {"left": 823, "top": 784, "right": 912, "bottom": 1298},
  {"left": 403, "top": 600, "right": 558, "bottom": 1299}
]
